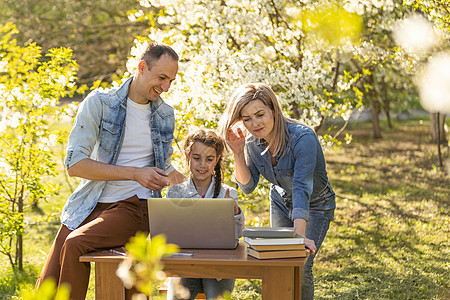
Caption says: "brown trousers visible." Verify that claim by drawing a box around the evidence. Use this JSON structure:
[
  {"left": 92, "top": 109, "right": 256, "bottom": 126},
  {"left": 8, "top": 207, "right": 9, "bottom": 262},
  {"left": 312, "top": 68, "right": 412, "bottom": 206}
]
[{"left": 35, "top": 195, "right": 149, "bottom": 300}]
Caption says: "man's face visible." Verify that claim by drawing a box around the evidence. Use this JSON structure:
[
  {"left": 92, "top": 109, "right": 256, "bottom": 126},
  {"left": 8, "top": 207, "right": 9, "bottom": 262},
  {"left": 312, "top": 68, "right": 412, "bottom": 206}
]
[{"left": 139, "top": 54, "right": 178, "bottom": 102}]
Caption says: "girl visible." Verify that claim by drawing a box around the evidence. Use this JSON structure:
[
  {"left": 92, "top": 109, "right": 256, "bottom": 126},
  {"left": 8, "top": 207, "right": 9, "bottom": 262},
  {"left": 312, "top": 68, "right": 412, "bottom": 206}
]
[
  {"left": 219, "top": 83, "right": 336, "bottom": 300},
  {"left": 166, "top": 129, "right": 245, "bottom": 300}
]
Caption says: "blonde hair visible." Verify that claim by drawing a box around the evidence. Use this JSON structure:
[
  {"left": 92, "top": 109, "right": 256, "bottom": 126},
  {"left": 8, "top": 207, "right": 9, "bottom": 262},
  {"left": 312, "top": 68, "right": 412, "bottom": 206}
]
[
  {"left": 219, "top": 83, "right": 298, "bottom": 157},
  {"left": 183, "top": 129, "right": 226, "bottom": 198}
]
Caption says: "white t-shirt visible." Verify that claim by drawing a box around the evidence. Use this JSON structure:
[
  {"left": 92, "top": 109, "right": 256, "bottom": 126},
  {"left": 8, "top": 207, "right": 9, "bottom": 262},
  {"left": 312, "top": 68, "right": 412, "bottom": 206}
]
[{"left": 98, "top": 98, "right": 154, "bottom": 203}]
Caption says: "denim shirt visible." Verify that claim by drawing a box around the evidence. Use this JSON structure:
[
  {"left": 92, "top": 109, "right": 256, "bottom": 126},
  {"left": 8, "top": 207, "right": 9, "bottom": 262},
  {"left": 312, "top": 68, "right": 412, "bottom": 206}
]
[
  {"left": 237, "top": 121, "right": 334, "bottom": 222},
  {"left": 61, "top": 77, "right": 176, "bottom": 230}
]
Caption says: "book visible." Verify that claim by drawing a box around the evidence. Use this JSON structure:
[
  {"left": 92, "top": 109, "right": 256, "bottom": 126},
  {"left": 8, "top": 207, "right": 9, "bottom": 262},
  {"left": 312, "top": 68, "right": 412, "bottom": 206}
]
[
  {"left": 244, "top": 235, "right": 305, "bottom": 246},
  {"left": 242, "top": 227, "right": 297, "bottom": 238},
  {"left": 246, "top": 247, "right": 307, "bottom": 259},
  {"left": 248, "top": 243, "right": 305, "bottom": 251}
]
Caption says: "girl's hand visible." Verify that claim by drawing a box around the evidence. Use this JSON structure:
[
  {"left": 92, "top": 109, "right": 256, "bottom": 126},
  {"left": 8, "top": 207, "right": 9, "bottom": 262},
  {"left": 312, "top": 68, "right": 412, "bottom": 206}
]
[
  {"left": 226, "top": 128, "right": 246, "bottom": 156},
  {"left": 225, "top": 189, "right": 240, "bottom": 215},
  {"left": 304, "top": 238, "right": 317, "bottom": 254}
]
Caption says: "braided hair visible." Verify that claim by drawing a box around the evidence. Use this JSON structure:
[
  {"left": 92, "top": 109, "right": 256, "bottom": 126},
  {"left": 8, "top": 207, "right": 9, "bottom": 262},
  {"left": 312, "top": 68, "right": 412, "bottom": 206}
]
[{"left": 183, "top": 129, "right": 225, "bottom": 198}]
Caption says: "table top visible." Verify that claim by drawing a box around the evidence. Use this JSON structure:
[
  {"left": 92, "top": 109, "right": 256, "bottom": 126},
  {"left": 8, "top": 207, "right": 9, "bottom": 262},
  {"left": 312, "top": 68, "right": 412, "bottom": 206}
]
[{"left": 80, "top": 242, "right": 307, "bottom": 267}]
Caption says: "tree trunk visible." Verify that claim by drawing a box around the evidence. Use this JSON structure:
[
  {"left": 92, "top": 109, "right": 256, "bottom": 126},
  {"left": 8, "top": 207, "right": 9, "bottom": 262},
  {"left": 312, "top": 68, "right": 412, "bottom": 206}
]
[
  {"left": 371, "top": 99, "right": 383, "bottom": 139},
  {"left": 430, "top": 112, "right": 447, "bottom": 143},
  {"left": 17, "top": 195, "right": 23, "bottom": 271},
  {"left": 381, "top": 77, "right": 393, "bottom": 129}
]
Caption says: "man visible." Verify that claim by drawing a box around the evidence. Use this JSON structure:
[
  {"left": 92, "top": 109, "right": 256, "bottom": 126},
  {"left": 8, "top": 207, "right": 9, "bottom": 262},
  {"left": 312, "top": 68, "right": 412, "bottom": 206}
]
[{"left": 35, "top": 42, "right": 185, "bottom": 299}]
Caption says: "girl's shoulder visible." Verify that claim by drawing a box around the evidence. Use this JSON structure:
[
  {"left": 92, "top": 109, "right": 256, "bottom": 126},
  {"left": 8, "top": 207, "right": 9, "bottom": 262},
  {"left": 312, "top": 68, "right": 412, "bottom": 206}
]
[{"left": 167, "top": 180, "right": 194, "bottom": 198}]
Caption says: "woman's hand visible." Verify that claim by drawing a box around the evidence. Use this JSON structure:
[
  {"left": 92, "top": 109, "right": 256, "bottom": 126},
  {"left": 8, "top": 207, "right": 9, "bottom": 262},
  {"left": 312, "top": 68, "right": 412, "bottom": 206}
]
[
  {"left": 293, "top": 218, "right": 316, "bottom": 254},
  {"left": 304, "top": 238, "right": 316, "bottom": 254},
  {"left": 226, "top": 127, "right": 246, "bottom": 156}
]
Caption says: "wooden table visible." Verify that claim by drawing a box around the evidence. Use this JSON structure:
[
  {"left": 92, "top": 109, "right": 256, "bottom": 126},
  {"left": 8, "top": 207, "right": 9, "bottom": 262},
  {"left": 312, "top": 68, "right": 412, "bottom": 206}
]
[{"left": 80, "top": 242, "right": 306, "bottom": 300}]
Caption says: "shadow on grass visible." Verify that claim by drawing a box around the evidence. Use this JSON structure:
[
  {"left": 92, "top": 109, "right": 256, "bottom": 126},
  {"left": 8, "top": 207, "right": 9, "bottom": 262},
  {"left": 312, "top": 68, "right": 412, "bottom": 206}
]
[
  {"left": 316, "top": 120, "right": 449, "bottom": 299},
  {"left": 317, "top": 214, "right": 448, "bottom": 299}
]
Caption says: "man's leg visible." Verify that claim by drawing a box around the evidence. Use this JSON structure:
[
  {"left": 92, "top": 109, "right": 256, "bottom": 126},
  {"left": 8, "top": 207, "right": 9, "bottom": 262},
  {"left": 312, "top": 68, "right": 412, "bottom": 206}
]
[
  {"left": 35, "top": 225, "right": 73, "bottom": 289},
  {"left": 35, "top": 200, "right": 113, "bottom": 291},
  {"left": 60, "top": 195, "right": 149, "bottom": 300},
  {"left": 37, "top": 195, "right": 149, "bottom": 300}
]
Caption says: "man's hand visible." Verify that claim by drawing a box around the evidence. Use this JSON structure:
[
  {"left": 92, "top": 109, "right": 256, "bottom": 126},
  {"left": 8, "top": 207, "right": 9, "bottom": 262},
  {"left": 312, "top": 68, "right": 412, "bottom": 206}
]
[
  {"left": 134, "top": 167, "right": 170, "bottom": 191},
  {"left": 68, "top": 158, "right": 172, "bottom": 191}
]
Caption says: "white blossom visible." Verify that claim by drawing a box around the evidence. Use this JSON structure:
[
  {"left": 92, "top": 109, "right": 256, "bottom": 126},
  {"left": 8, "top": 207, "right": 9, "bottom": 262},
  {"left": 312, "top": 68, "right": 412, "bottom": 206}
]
[
  {"left": 417, "top": 52, "right": 450, "bottom": 113},
  {"left": 0, "top": 60, "right": 7, "bottom": 73},
  {"left": 393, "top": 14, "right": 439, "bottom": 54}
]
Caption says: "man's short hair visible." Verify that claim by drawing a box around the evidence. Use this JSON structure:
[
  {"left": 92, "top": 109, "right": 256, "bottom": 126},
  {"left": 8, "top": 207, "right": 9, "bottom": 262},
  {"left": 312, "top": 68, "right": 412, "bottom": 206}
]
[{"left": 140, "top": 42, "right": 179, "bottom": 70}]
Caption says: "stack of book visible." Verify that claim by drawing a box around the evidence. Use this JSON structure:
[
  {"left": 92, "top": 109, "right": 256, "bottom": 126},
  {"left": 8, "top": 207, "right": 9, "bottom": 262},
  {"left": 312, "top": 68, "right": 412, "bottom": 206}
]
[{"left": 243, "top": 227, "right": 307, "bottom": 259}]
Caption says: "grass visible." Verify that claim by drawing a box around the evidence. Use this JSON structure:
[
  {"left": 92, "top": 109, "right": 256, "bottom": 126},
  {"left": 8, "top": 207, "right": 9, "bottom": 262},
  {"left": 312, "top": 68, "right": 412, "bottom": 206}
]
[
  {"left": 1, "top": 118, "right": 449, "bottom": 299},
  {"left": 313, "top": 119, "right": 449, "bottom": 300}
]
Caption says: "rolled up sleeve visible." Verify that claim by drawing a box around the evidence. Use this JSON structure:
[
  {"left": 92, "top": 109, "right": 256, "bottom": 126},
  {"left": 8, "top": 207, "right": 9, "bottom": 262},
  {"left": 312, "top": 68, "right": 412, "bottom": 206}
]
[
  {"left": 64, "top": 92, "right": 103, "bottom": 169},
  {"left": 291, "top": 132, "right": 317, "bottom": 222}
]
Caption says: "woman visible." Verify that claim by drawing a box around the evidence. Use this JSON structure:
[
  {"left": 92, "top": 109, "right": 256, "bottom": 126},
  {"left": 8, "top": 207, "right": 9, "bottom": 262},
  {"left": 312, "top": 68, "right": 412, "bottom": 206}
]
[
  {"left": 219, "top": 83, "right": 335, "bottom": 299},
  {"left": 166, "top": 129, "right": 244, "bottom": 300}
]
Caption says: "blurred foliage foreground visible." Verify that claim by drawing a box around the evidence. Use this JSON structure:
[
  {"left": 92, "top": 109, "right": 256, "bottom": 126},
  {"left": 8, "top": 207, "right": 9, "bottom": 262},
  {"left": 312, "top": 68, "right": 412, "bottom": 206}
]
[{"left": 0, "top": 119, "right": 447, "bottom": 299}]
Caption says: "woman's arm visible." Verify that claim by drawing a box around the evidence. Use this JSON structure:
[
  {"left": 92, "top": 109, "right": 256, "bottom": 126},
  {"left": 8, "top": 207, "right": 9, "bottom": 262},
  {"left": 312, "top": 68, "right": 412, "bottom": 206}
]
[
  {"left": 290, "top": 130, "right": 320, "bottom": 253},
  {"left": 294, "top": 218, "right": 316, "bottom": 254},
  {"left": 225, "top": 128, "right": 252, "bottom": 185}
]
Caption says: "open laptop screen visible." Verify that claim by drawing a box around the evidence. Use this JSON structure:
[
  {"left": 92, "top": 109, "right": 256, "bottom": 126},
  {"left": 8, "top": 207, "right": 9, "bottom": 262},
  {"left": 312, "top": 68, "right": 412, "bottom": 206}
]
[{"left": 148, "top": 198, "right": 237, "bottom": 249}]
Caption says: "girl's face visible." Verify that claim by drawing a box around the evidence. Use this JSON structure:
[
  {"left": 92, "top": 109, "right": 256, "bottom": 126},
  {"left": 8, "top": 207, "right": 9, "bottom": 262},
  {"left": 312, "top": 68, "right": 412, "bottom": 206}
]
[
  {"left": 240, "top": 99, "right": 275, "bottom": 140},
  {"left": 188, "top": 141, "right": 220, "bottom": 184}
]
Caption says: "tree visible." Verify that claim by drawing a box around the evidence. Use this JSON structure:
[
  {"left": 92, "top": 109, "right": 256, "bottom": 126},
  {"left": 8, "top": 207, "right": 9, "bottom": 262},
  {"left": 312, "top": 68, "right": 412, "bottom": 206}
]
[
  {"left": 406, "top": 0, "right": 450, "bottom": 144},
  {"left": 122, "top": 0, "right": 369, "bottom": 149},
  {"left": 0, "top": 0, "right": 153, "bottom": 85},
  {"left": 0, "top": 23, "right": 79, "bottom": 271}
]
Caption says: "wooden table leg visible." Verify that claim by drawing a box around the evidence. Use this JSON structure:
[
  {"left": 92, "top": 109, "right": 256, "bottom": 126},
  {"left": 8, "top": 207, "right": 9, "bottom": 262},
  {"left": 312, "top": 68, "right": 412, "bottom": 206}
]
[
  {"left": 262, "top": 266, "right": 295, "bottom": 300},
  {"left": 294, "top": 266, "right": 302, "bottom": 300},
  {"left": 95, "top": 261, "right": 125, "bottom": 300}
]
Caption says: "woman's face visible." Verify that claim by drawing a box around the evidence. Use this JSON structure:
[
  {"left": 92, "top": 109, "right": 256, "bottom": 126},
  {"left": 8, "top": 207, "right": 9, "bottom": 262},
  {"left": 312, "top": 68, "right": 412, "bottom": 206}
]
[
  {"left": 240, "top": 99, "right": 275, "bottom": 140},
  {"left": 188, "top": 141, "right": 220, "bottom": 185}
]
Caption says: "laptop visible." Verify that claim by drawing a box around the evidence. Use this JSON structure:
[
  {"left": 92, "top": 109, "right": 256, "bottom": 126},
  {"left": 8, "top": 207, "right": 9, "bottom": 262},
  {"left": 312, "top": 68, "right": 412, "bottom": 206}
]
[{"left": 148, "top": 198, "right": 237, "bottom": 249}]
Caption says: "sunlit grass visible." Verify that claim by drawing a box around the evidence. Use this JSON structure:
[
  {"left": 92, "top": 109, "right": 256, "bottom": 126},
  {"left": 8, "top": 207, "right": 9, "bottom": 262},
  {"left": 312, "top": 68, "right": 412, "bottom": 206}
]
[
  {"left": 1, "top": 118, "right": 448, "bottom": 299},
  {"left": 314, "top": 119, "right": 449, "bottom": 299}
]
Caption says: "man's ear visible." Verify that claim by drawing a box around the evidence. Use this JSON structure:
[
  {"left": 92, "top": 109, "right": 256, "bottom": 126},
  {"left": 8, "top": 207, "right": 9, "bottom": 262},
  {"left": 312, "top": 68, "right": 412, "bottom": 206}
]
[{"left": 137, "top": 60, "right": 146, "bottom": 74}]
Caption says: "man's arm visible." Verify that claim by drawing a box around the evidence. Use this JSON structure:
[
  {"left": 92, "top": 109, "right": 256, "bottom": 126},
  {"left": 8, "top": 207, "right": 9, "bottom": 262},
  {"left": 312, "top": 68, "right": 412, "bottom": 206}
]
[{"left": 67, "top": 158, "right": 170, "bottom": 191}]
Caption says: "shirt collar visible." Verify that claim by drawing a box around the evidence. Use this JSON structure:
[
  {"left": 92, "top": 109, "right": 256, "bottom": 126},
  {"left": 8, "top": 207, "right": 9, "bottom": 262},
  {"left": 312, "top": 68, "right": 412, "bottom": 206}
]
[{"left": 187, "top": 176, "right": 216, "bottom": 198}]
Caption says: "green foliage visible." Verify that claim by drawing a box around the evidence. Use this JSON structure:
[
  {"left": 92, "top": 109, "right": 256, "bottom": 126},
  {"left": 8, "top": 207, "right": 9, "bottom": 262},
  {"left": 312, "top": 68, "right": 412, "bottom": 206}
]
[
  {"left": 116, "top": 233, "right": 179, "bottom": 297},
  {"left": 20, "top": 278, "right": 70, "bottom": 300},
  {"left": 299, "top": 3, "right": 363, "bottom": 46},
  {"left": 0, "top": 22, "right": 79, "bottom": 271},
  {"left": 0, "top": 0, "right": 154, "bottom": 85}
]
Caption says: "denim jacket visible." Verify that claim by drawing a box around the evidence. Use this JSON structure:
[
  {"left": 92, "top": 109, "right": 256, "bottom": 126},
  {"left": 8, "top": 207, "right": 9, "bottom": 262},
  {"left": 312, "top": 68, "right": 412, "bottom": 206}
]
[
  {"left": 238, "top": 121, "right": 335, "bottom": 222},
  {"left": 61, "top": 77, "right": 176, "bottom": 230}
]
